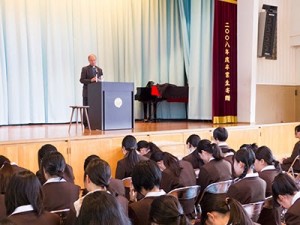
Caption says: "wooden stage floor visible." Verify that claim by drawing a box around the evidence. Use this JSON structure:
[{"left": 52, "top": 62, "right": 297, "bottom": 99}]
[{"left": 0, "top": 120, "right": 247, "bottom": 144}]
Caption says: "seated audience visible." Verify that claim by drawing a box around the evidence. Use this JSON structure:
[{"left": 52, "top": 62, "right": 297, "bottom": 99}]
[
  {"left": 5, "top": 170, "right": 60, "bottom": 225},
  {"left": 182, "top": 134, "right": 204, "bottom": 172},
  {"left": 200, "top": 194, "right": 253, "bottom": 225},
  {"left": 272, "top": 173, "right": 300, "bottom": 225},
  {"left": 212, "top": 127, "right": 235, "bottom": 165},
  {"left": 281, "top": 124, "right": 300, "bottom": 172},
  {"left": 115, "top": 135, "right": 148, "bottom": 179},
  {"left": 0, "top": 163, "right": 14, "bottom": 220},
  {"left": 76, "top": 191, "right": 131, "bottom": 225},
  {"left": 149, "top": 195, "right": 191, "bottom": 225},
  {"left": 41, "top": 151, "right": 80, "bottom": 212},
  {"left": 227, "top": 146, "right": 266, "bottom": 204},
  {"left": 129, "top": 160, "right": 165, "bottom": 225},
  {"left": 0, "top": 156, "right": 25, "bottom": 174},
  {"left": 36, "top": 144, "right": 74, "bottom": 184}
]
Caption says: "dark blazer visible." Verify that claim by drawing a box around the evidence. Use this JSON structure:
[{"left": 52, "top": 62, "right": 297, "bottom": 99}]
[
  {"left": 227, "top": 175, "right": 266, "bottom": 204},
  {"left": 258, "top": 169, "right": 280, "bottom": 197},
  {"left": 42, "top": 181, "right": 80, "bottom": 211},
  {"left": 182, "top": 150, "right": 204, "bottom": 169},
  {"left": 115, "top": 155, "right": 148, "bottom": 180},
  {"left": 282, "top": 141, "right": 300, "bottom": 172},
  {"left": 109, "top": 178, "right": 126, "bottom": 197},
  {"left": 197, "top": 159, "right": 232, "bottom": 192},
  {"left": 285, "top": 198, "right": 300, "bottom": 225},
  {"left": 36, "top": 164, "right": 75, "bottom": 185},
  {"left": 9, "top": 211, "right": 60, "bottom": 225},
  {"left": 80, "top": 65, "right": 103, "bottom": 98},
  {"left": 0, "top": 194, "right": 5, "bottom": 220},
  {"left": 128, "top": 196, "right": 157, "bottom": 225}
]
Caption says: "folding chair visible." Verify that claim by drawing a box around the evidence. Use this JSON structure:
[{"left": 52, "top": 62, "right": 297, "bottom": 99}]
[
  {"left": 122, "top": 177, "right": 136, "bottom": 202},
  {"left": 287, "top": 155, "right": 300, "bottom": 178},
  {"left": 242, "top": 201, "right": 264, "bottom": 222}
]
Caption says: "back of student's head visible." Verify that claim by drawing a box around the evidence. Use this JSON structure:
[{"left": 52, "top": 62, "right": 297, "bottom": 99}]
[
  {"left": 149, "top": 195, "right": 190, "bottom": 225},
  {"left": 295, "top": 124, "right": 300, "bottom": 133},
  {"left": 151, "top": 152, "right": 182, "bottom": 177},
  {"left": 137, "top": 140, "right": 149, "bottom": 152},
  {"left": 186, "top": 134, "right": 201, "bottom": 148},
  {"left": 122, "top": 135, "right": 139, "bottom": 170},
  {"left": 84, "top": 158, "right": 111, "bottom": 188},
  {"left": 83, "top": 154, "right": 100, "bottom": 170},
  {"left": 5, "top": 170, "right": 43, "bottom": 216},
  {"left": 38, "top": 144, "right": 58, "bottom": 168},
  {"left": 255, "top": 146, "right": 281, "bottom": 171},
  {"left": 0, "top": 163, "right": 14, "bottom": 194},
  {"left": 0, "top": 155, "right": 10, "bottom": 168},
  {"left": 200, "top": 194, "right": 253, "bottom": 225},
  {"left": 41, "top": 151, "right": 66, "bottom": 178},
  {"left": 76, "top": 191, "right": 131, "bottom": 225},
  {"left": 272, "top": 172, "right": 299, "bottom": 206},
  {"left": 239, "top": 143, "right": 258, "bottom": 152},
  {"left": 213, "top": 127, "right": 228, "bottom": 142},
  {"left": 197, "top": 139, "right": 223, "bottom": 160},
  {"left": 148, "top": 142, "right": 163, "bottom": 154},
  {"left": 234, "top": 147, "right": 255, "bottom": 179},
  {"left": 132, "top": 160, "right": 161, "bottom": 193}
]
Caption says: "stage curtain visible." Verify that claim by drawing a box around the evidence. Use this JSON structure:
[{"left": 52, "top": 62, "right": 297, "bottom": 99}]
[
  {"left": 0, "top": 0, "right": 213, "bottom": 125},
  {"left": 212, "top": 0, "right": 237, "bottom": 124}
]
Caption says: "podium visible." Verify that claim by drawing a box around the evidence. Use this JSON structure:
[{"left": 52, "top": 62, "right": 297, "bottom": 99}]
[{"left": 88, "top": 82, "right": 134, "bottom": 130}]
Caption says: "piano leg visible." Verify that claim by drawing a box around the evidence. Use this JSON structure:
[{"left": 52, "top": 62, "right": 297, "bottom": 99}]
[
  {"left": 153, "top": 102, "right": 157, "bottom": 122},
  {"left": 143, "top": 103, "right": 148, "bottom": 122}
]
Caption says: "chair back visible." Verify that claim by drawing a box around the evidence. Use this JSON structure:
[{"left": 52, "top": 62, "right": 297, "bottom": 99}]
[
  {"left": 287, "top": 155, "right": 300, "bottom": 177},
  {"left": 51, "top": 208, "right": 70, "bottom": 225},
  {"left": 242, "top": 201, "right": 264, "bottom": 222},
  {"left": 168, "top": 185, "right": 201, "bottom": 200},
  {"left": 122, "top": 177, "right": 132, "bottom": 188}
]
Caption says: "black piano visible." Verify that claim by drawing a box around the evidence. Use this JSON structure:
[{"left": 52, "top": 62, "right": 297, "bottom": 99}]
[{"left": 135, "top": 83, "right": 189, "bottom": 121}]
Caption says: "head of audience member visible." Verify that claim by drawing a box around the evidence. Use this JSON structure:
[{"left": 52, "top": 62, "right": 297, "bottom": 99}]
[
  {"left": 233, "top": 146, "right": 256, "bottom": 179},
  {"left": 121, "top": 135, "right": 140, "bottom": 168},
  {"left": 37, "top": 144, "right": 58, "bottom": 169},
  {"left": 186, "top": 134, "right": 201, "bottom": 152},
  {"left": 77, "top": 191, "right": 131, "bottom": 225},
  {"left": 239, "top": 143, "right": 258, "bottom": 153},
  {"left": 212, "top": 127, "right": 228, "bottom": 143},
  {"left": 272, "top": 172, "right": 299, "bottom": 209},
  {"left": 84, "top": 158, "right": 111, "bottom": 192},
  {"left": 0, "top": 155, "right": 10, "bottom": 168},
  {"left": 148, "top": 142, "right": 163, "bottom": 154},
  {"left": 150, "top": 152, "right": 181, "bottom": 176},
  {"left": 197, "top": 139, "right": 223, "bottom": 163},
  {"left": 5, "top": 170, "right": 44, "bottom": 216},
  {"left": 131, "top": 160, "right": 162, "bottom": 196},
  {"left": 254, "top": 145, "right": 281, "bottom": 172},
  {"left": 0, "top": 218, "right": 17, "bottom": 225},
  {"left": 83, "top": 154, "right": 100, "bottom": 170},
  {"left": 200, "top": 194, "right": 253, "bottom": 225},
  {"left": 0, "top": 163, "right": 14, "bottom": 194},
  {"left": 149, "top": 195, "right": 190, "bottom": 225},
  {"left": 294, "top": 124, "right": 300, "bottom": 137},
  {"left": 41, "top": 151, "right": 66, "bottom": 180},
  {"left": 137, "top": 140, "right": 150, "bottom": 156}
]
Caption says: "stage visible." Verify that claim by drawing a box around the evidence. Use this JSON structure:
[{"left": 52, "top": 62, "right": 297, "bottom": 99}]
[{"left": 0, "top": 120, "right": 298, "bottom": 187}]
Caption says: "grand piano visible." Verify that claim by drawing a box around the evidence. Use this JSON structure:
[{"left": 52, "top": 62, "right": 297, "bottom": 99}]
[{"left": 135, "top": 83, "right": 189, "bottom": 121}]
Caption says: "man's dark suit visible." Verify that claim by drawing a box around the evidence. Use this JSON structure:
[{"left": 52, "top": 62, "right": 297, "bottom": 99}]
[{"left": 80, "top": 65, "right": 103, "bottom": 105}]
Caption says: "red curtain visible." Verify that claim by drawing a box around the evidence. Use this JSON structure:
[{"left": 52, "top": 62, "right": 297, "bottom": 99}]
[{"left": 212, "top": 0, "right": 237, "bottom": 124}]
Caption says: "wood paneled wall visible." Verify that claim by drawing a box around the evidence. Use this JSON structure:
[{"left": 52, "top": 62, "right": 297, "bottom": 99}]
[{"left": 1, "top": 122, "right": 299, "bottom": 188}]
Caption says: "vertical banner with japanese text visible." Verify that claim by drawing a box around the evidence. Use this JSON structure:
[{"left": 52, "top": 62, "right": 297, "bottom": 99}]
[{"left": 212, "top": 0, "right": 237, "bottom": 124}]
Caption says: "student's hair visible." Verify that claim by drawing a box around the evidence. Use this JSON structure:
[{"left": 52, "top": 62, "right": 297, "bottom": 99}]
[
  {"left": 239, "top": 143, "right": 258, "bottom": 152},
  {"left": 41, "top": 151, "right": 66, "bottom": 178},
  {"left": 0, "top": 163, "right": 14, "bottom": 194},
  {"left": 76, "top": 191, "right": 131, "bottom": 225},
  {"left": 200, "top": 194, "right": 253, "bottom": 225},
  {"left": 234, "top": 147, "right": 256, "bottom": 179},
  {"left": 150, "top": 151, "right": 182, "bottom": 177},
  {"left": 37, "top": 144, "right": 58, "bottom": 169},
  {"left": 272, "top": 172, "right": 299, "bottom": 206},
  {"left": 213, "top": 127, "right": 228, "bottom": 142},
  {"left": 122, "top": 135, "right": 140, "bottom": 171},
  {"left": 0, "top": 218, "right": 17, "bottom": 225},
  {"left": 137, "top": 140, "right": 149, "bottom": 152},
  {"left": 0, "top": 155, "right": 10, "bottom": 168},
  {"left": 295, "top": 125, "right": 300, "bottom": 133},
  {"left": 84, "top": 158, "right": 111, "bottom": 188},
  {"left": 5, "top": 170, "right": 44, "bottom": 216},
  {"left": 149, "top": 195, "right": 191, "bottom": 225},
  {"left": 186, "top": 134, "right": 201, "bottom": 148},
  {"left": 83, "top": 154, "right": 100, "bottom": 170},
  {"left": 131, "top": 160, "right": 162, "bottom": 193},
  {"left": 255, "top": 146, "right": 281, "bottom": 171},
  {"left": 197, "top": 139, "right": 223, "bottom": 160},
  {"left": 148, "top": 142, "right": 163, "bottom": 154}
]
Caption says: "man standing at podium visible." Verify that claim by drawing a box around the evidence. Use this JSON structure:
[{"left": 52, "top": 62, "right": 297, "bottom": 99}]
[{"left": 80, "top": 54, "right": 103, "bottom": 126}]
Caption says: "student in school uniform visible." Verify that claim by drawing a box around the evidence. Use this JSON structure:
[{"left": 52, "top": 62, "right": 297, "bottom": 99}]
[
  {"left": 0, "top": 163, "right": 14, "bottom": 220},
  {"left": 5, "top": 170, "right": 60, "bottom": 225}
]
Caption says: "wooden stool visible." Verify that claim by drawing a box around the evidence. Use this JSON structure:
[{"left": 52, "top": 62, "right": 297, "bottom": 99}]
[{"left": 68, "top": 106, "right": 91, "bottom": 132}]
